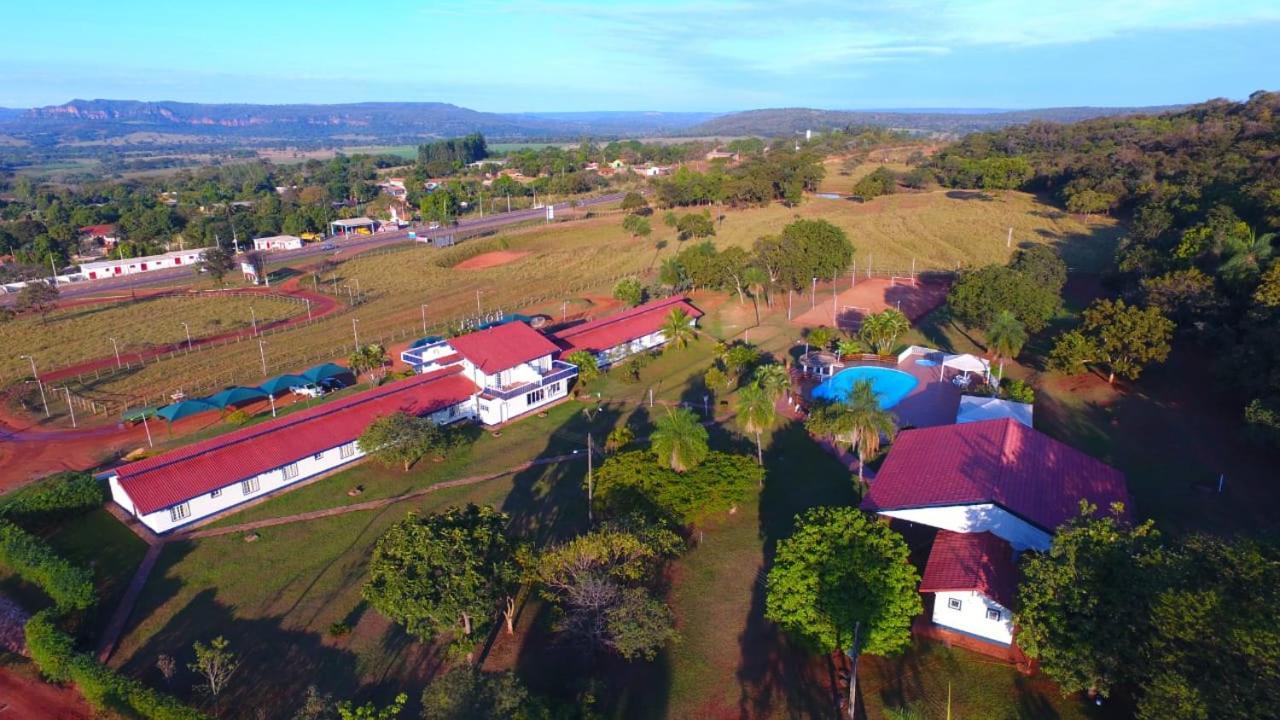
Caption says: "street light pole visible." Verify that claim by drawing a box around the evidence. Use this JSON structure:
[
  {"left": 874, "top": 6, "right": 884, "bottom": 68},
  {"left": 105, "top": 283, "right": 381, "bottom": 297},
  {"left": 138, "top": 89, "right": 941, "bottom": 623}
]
[
  {"left": 20, "top": 355, "right": 48, "bottom": 417},
  {"left": 250, "top": 307, "right": 258, "bottom": 336},
  {"left": 258, "top": 339, "right": 268, "bottom": 377},
  {"left": 475, "top": 289, "right": 483, "bottom": 315},
  {"left": 421, "top": 304, "right": 429, "bottom": 335},
  {"left": 140, "top": 413, "right": 154, "bottom": 448},
  {"left": 305, "top": 298, "right": 312, "bottom": 322},
  {"left": 109, "top": 338, "right": 121, "bottom": 368},
  {"left": 181, "top": 322, "right": 192, "bottom": 350},
  {"left": 586, "top": 433, "right": 594, "bottom": 525},
  {"left": 63, "top": 387, "right": 76, "bottom": 428},
  {"left": 352, "top": 318, "right": 360, "bottom": 351}
]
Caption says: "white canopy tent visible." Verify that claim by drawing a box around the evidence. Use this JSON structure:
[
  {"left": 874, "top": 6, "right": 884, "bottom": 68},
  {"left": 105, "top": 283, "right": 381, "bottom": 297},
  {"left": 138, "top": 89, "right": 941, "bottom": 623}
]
[
  {"left": 939, "top": 353, "right": 991, "bottom": 381},
  {"left": 957, "top": 395, "right": 1033, "bottom": 427}
]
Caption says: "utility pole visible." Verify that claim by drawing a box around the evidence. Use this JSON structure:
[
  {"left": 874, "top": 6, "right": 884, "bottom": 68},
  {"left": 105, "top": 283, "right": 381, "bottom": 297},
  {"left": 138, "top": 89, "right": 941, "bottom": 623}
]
[
  {"left": 787, "top": 289, "right": 793, "bottom": 320},
  {"left": 140, "top": 412, "right": 154, "bottom": 448},
  {"left": 305, "top": 298, "right": 312, "bottom": 322},
  {"left": 109, "top": 338, "right": 121, "bottom": 368},
  {"left": 847, "top": 622, "right": 862, "bottom": 720},
  {"left": 811, "top": 277, "right": 817, "bottom": 308},
  {"left": 421, "top": 303, "right": 429, "bottom": 334},
  {"left": 475, "top": 289, "right": 483, "bottom": 315},
  {"left": 63, "top": 387, "right": 76, "bottom": 428},
  {"left": 586, "top": 433, "right": 594, "bottom": 525},
  {"left": 181, "top": 322, "right": 192, "bottom": 350},
  {"left": 258, "top": 339, "right": 268, "bottom": 377},
  {"left": 352, "top": 318, "right": 361, "bottom": 351},
  {"left": 250, "top": 307, "right": 258, "bottom": 336},
  {"left": 49, "top": 256, "right": 59, "bottom": 286},
  {"left": 20, "top": 355, "right": 48, "bottom": 417},
  {"left": 1006, "top": 226, "right": 1013, "bottom": 249}
]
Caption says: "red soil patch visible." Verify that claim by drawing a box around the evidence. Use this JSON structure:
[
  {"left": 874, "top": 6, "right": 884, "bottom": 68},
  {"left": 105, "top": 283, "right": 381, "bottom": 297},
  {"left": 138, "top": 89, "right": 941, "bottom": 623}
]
[
  {"left": 454, "top": 250, "right": 531, "bottom": 269},
  {"left": 0, "top": 667, "right": 96, "bottom": 719},
  {"left": 790, "top": 276, "right": 950, "bottom": 330}
]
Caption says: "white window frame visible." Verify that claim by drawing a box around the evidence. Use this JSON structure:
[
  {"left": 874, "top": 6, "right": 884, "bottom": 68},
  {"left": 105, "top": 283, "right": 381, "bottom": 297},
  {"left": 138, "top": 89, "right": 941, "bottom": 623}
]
[
  {"left": 985, "top": 607, "right": 1002, "bottom": 621},
  {"left": 210, "top": 489, "right": 222, "bottom": 499},
  {"left": 241, "top": 477, "right": 261, "bottom": 495},
  {"left": 525, "top": 387, "right": 546, "bottom": 405},
  {"left": 282, "top": 462, "right": 299, "bottom": 480},
  {"left": 314, "top": 451, "right": 325, "bottom": 461},
  {"left": 340, "top": 442, "right": 357, "bottom": 459},
  {"left": 169, "top": 502, "right": 191, "bottom": 523},
  {"left": 947, "top": 598, "right": 962, "bottom": 611}
]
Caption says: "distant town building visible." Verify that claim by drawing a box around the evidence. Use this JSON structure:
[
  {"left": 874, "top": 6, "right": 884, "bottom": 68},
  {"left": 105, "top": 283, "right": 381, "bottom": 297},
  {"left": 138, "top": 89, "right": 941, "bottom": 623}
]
[
  {"left": 78, "top": 249, "right": 206, "bottom": 280},
  {"left": 328, "top": 217, "right": 377, "bottom": 237},
  {"left": 252, "top": 235, "right": 304, "bottom": 251}
]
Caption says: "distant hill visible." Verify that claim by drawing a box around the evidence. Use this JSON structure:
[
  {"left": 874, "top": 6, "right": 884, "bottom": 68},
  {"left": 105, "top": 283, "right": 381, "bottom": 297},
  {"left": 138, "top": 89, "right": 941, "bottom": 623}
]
[{"left": 681, "top": 105, "right": 1187, "bottom": 136}]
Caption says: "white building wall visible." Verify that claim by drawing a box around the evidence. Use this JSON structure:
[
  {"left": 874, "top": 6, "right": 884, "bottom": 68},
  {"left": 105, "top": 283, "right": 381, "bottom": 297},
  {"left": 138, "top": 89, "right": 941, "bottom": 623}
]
[
  {"left": 931, "top": 590, "right": 1014, "bottom": 645},
  {"left": 477, "top": 378, "right": 568, "bottom": 425},
  {"left": 878, "top": 504, "right": 1051, "bottom": 551}
]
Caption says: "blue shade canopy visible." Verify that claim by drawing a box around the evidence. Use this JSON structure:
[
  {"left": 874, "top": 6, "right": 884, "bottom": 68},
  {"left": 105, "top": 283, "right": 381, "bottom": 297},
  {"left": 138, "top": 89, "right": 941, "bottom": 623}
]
[
  {"left": 301, "top": 363, "right": 351, "bottom": 384},
  {"left": 206, "top": 386, "right": 268, "bottom": 409},
  {"left": 258, "top": 374, "right": 308, "bottom": 396},
  {"left": 155, "top": 399, "right": 218, "bottom": 422}
]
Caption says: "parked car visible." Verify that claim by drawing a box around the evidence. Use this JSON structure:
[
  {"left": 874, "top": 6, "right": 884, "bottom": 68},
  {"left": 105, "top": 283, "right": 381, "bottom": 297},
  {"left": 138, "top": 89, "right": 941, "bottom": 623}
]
[
  {"left": 428, "top": 221, "right": 441, "bottom": 230},
  {"left": 290, "top": 383, "right": 325, "bottom": 398},
  {"left": 318, "top": 377, "right": 347, "bottom": 392}
]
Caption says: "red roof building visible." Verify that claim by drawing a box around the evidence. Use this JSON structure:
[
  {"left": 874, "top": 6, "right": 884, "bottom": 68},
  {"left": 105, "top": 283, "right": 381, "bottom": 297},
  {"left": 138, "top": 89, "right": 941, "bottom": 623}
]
[
  {"left": 863, "top": 418, "right": 1129, "bottom": 549},
  {"left": 109, "top": 366, "right": 477, "bottom": 528},
  {"left": 78, "top": 224, "right": 117, "bottom": 238},
  {"left": 551, "top": 296, "right": 702, "bottom": 360},
  {"left": 919, "top": 531, "right": 1019, "bottom": 608},
  {"left": 447, "top": 321, "right": 561, "bottom": 375}
]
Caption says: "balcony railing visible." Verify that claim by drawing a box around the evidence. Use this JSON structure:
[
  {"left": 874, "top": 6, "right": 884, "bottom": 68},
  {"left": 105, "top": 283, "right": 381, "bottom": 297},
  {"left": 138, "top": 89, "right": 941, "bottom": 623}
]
[{"left": 483, "top": 361, "right": 578, "bottom": 401}]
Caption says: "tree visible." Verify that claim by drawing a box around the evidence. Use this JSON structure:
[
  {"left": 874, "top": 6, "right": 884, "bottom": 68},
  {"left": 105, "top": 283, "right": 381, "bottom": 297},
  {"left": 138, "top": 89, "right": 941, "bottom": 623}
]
[
  {"left": 604, "top": 424, "right": 634, "bottom": 454},
  {"left": 650, "top": 407, "right": 709, "bottom": 473},
  {"left": 851, "top": 166, "right": 897, "bottom": 199},
  {"left": 358, "top": 412, "right": 441, "bottom": 472},
  {"left": 743, "top": 265, "right": 770, "bottom": 321},
  {"left": 770, "top": 219, "right": 854, "bottom": 288},
  {"left": 620, "top": 191, "right": 649, "bottom": 214},
  {"left": 1017, "top": 504, "right": 1163, "bottom": 698},
  {"left": 660, "top": 307, "right": 696, "bottom": 350},
  {"left": 1079, "top": 298, "right": 1174, "bottom": 384},
  {"left": 565, "top": 350, "right": 600, "bottom": 384},
  {"left": 15, "top": 280, "right": 59, "bottom": 320},
  {"left": 1218, "top": 225, "right": 1275, "bottom": 284},
  {"left": 621, "top": 214, "right": 651, "bottom": 239},
  {"left": 530, "top": 526, "right": 681, "bottom": 660},
  {"left": 363, "top": 505, "right": 520, "bottom": 642},
  {"left": 188, "top": 636, "right": 239, "bottom": 705},
  {"left": 594, "top": 450, "right": 760, "bottom": 524},
  {"left": 735, "top": 383, "right": 777, "bottom": 468},
  {"left": 946, "top": 265, "right": 1061, "bottom": 332},
  {"left": 675, "top": 212, "right": 715, "bottom": 241},
  {"left": 765, "top": 506, "right": 921, "bottom": 712},
  {"left": 1142, "top": 268, "right": 1223, "bottom": 326},
  {"left": 348, "top": 343, "right": 389, "bottom": 382},
  {"left": 420, "top": 668, "right": 540, "bottom": 720},
  {"left": 1008, "top": 244, "right": 1067, "bottom": 293},
  {"left": 336, "top": 693, "right": 406, "bottom": 720},
  {"left": 857, "top": 309, "right": 910, "bottom": 355},
  {"left": 805, "top": 325, "right": 836, "bottom": 351},
  {"left": 752, "top": 363, "right": 790, "bottom": 402},
  {"left": 612, "top": 277, "right": 645, "bottom": 306},
  {"left": 985, "top": 310, "right": 1027, "bottom": 380},
  {"left": 806, "top": 380, "right": 898, "bottom": 483},
  {"left": 196, "top": 245, "right": 236, "bottom": 284},
  {"left": 242, "top": 250, "right": 267, "bottom": 284}
]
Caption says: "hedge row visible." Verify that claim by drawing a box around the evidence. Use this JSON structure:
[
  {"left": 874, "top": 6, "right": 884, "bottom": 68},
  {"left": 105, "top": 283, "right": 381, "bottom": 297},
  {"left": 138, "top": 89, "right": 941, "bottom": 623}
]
[
  {"left": 26, "top": 610, "right": 209, "bottom": 720},
  {"left": 0, "top": 519, "right": 95, "bottom": 611},
  {"left": 0, "top": 471, "right": 105, "bottom": 528}
]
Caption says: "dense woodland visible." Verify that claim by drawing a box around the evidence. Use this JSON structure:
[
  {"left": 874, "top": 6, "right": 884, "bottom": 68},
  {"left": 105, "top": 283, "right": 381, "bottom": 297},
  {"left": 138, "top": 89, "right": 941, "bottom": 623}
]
[{"left": 932, "top": 91, "right": 1280, "bottom": 444}]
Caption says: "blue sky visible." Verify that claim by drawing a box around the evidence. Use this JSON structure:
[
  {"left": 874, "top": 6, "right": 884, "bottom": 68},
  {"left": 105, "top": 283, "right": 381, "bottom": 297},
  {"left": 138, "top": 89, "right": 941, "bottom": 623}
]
[{"left": 3, "top": 0, "right": 1278, "bottom": 111}]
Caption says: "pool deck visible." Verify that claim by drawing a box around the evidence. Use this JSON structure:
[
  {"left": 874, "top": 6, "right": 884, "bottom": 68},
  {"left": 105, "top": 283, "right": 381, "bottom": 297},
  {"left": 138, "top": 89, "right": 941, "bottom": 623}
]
[{"left": 796, "top": 355, "right": 961, "bottom": 429}]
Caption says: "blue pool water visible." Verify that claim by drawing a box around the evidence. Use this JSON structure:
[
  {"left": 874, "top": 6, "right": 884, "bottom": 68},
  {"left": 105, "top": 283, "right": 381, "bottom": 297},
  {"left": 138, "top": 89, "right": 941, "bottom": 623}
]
[{"left": 812, "top": 366, "right": 919, "bottom": 409}]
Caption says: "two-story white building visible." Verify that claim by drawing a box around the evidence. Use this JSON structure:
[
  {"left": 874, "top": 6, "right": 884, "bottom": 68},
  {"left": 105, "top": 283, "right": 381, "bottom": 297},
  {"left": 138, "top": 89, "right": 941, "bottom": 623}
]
[
  {"left": 401, "top": 320, "right": 578, "bottom": 426},
  {"left": 106, "top": 366, "right": 477, "bottom": 533}
]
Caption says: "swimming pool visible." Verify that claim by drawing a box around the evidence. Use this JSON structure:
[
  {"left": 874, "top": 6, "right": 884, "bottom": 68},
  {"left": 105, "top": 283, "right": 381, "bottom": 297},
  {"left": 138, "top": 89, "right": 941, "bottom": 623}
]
[{"left": 812, "top": 366, "right": 919, "bottom": 409}]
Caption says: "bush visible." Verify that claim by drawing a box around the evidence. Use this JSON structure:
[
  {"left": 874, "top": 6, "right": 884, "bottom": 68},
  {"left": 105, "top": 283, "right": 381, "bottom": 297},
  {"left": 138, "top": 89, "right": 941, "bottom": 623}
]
[
  {"left": 594, "top": 450, "right": 762, "bottom": 524},
  {"left": 1001, "top": 378, "right": 1036, "bottom": 404},
  {"left": 224, "top": 409, "right": 252, "bottom": 426},
  {"left": 0, "top": 520, "right": 95, "bottom": 611},
  {"left": 328, "top": 621, "right": 352, "bottom": 637},
  {"left": 0, "top": 471, "right": 105, "bottom": 528}
]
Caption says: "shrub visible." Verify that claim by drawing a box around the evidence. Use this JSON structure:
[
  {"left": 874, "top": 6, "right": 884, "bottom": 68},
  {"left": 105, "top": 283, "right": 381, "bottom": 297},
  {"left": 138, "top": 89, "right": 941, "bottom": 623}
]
[
  {"left": 594, "top": 450, "right": 762, "bottom": 525},
  {"left": 1002, "top": 378, "right": 1036, "bottom": 404},
  {"left": 224, "top": 409, "right": 252, "bottom": 426},
  {"left": 0, "top": 520, "right": 95, "bottom": 611},
  {"left": 0, "top": 471, "right": 104, "bottom": 528},
  {"left": 328, "top": 621, "right": 352, "bottom": 637}
]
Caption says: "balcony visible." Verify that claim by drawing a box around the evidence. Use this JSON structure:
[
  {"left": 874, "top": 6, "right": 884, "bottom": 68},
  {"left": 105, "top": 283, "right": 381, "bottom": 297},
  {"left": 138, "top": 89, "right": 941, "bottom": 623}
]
[{"left": 482, "top": 360, "right": 578, "bottom": 401}]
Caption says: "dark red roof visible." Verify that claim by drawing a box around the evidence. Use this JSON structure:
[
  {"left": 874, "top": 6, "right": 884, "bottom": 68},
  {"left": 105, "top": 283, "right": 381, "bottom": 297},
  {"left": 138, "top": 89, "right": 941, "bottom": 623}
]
[
  {"left": 78, "top": 224, "right": 116, "bottom": 237},
  {"left": 446, "top": 321, "right": 560, "bottom": 374},
  {"left": 551, "top": 296, "right": 703, "bottom": 356},
  {"left": 862, "top": 419, "right": 1129, "bottom": 532},
  {"left": 919, "top": 531, "right": 1019, "bottom": 607},
  {"left": 114, "top": 366, "right": 477, "bottom": 515}
]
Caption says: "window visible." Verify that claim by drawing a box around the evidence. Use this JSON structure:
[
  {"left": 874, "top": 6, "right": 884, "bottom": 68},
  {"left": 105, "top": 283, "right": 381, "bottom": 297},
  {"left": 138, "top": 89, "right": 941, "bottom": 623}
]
[
  {"left": 241, "top": 477, "right": 260, "bottom": 495},
  {"left": 340, "top": 442, "right": 357, "bottom": 459},
  {"left": 314, "top": 452, "right": 325, "bottom": 461},
  {"left": 210, "top": 489, "right": 222, "bottom": 499},
  {"left": 282, "top": 463, "right": 299, "bottom": 480},
  {"left": 947, "top": 598, "right": 962, "bottom": 611},
  {"left": 986, "top": 608, "right": 1002, "bottom": 622},
  {"left": 525, "top": 387, "right": 546, "bottom": 405},
  {"left": 548, "top": 382, "right": 560, "bottom": 395},
  {"left": 168, "top": 503, "right": 191, "bottom": 523}
]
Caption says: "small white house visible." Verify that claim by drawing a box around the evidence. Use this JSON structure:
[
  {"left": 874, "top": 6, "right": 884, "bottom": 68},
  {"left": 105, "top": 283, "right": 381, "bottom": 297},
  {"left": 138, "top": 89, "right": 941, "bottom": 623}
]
[
  {"left": 401, "top": 321, "right": 577, "bottom": 426},
  {"left": 252, "top": 235, "right": 304, "bottom": 251},
  {"left": 919, "top": 531, "right": 1019, "bottom": 645},
  {"left": 78, "top": 249, "right": 206, "bottom": 281},
  {"left": 551, "top": 296, "right": 703, "bottom": 368},
  {"left": 106, "top": 368, "right": 477, "bottom": 533}
]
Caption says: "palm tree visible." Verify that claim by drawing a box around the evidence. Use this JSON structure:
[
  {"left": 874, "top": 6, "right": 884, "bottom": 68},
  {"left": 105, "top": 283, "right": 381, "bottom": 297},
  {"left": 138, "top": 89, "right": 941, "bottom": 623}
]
[
  {"left": 806, "top": 325, "right": 836, "bottom": 351},
  {"left": 651, "top": 407, "right": 709, "bottom": 472},
  {"left": 858, "top": 309, "right": 910, "bottom": 355},
  {"left": 348, "top": 343, "right": 388, "bottom": 383},
  {"left": 843, "top": 380, "right": 898, "bottom": 484},
  {"left": 735, "top": 383, "right": 777, "bottom": 471},
  {"left": 985, "top": 310, "right": 1028, "bottom": 382},
  {"left": 743, "top": 265, "right": 770, "bottom": 322},
  {"left": 753, "top": 363, "right": 790, "bottom": 402},
  {"left": 835, "top": 337, "right": 863, "bottom": 360},
  {"left": 661, "top": 308, "right": 697, "bottom": 351},
  {"left": 1220, "top": 226, "right": 1276, "bottom": 281}
]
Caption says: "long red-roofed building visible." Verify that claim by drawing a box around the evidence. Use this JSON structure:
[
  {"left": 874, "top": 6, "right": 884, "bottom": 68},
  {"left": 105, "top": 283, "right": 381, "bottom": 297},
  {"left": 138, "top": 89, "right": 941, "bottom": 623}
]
[
  {"left": 107, "top": 366, "right": 478, "bottom": 533},
  {"left": 550, "top": 296, "right": 702, "bottom": 367},
  {"left": 863, "top": 418, "right": 1129, "bottom": 551}
]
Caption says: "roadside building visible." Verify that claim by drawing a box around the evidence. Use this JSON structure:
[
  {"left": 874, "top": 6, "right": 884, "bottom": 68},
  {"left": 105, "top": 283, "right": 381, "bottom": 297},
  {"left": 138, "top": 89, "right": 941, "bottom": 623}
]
[
  {"left": 401, "top": 320, "right": 577, "bottom": 425},
  {"left": 78, "top": 249, "right": 206, "bottom": 281},
  {"left": 705, "top": 150, "right": 740, "bottom": 163},
  {"left": 252, "top": 235, "right": 304, "bottom": 251},
  {"left": 105, "top": 367, "right": 478, "bottom": 533},
  {"left": 550, "top": 296, "right": 702, "bottom": 368},
  {"left": 328, "top": 217, "right": 377, "bottom": 237},
  {"left": 78, "top": 224, "right": 119, "bottom": 251}
]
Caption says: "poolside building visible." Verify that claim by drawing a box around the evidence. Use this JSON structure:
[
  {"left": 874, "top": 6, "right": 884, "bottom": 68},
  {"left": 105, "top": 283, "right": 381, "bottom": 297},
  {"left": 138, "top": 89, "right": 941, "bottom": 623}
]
[
  {"left": 550, "top": 296, "right": 702, "bottom": 368},
  {"left": 918, "top": 531, "right": 1019, "bottom": 645}
]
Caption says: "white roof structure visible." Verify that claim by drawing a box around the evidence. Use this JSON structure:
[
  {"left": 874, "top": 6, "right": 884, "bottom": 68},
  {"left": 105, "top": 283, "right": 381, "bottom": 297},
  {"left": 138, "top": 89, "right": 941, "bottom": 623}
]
[
  {"left": 957, "top": 395, "right": 1033, "bottom": 428},
  {"left": 330, "top": 217, "right": 375, "bottom": 229},
  {"left": 941, "top": 353, "right": 991, "bottom": 377}
]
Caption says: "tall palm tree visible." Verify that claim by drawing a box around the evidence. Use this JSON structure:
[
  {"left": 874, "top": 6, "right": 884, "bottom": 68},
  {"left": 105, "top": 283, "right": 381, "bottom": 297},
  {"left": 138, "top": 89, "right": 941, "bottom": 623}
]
[
  {"left": 858, "top": 309, "right": 910, "bottom": 355},
  {"left": 743, "top": 265, "right": 770, "bottom": 322},
  {"left": 843, "top": 380, "right": 898, "bottom": 484},
  {"left": 753, "top": 363, "right": 790, "bottom": 402},
  {"left": 735, "top": 382, "right": 777, "bottom": 471},
  {"left": 1220, "top": 226, "right": 1276, "bottom": 281},
  {"left": 661, "top": 308, "right": 697, "bottom": 351},
  {"left": 651, "top": 407, "right": 709, "bottom": 472},
  {"left": 985, "top": 310, "right": 1028, "bottom": 382}
]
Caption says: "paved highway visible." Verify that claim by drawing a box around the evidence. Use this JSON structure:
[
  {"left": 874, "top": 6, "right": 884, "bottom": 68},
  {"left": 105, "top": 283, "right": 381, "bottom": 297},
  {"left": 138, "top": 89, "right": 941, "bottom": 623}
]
[{"left": 3, "top": 193, "right": 624, "bottom": 304}]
